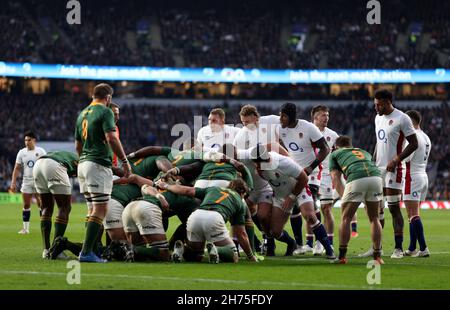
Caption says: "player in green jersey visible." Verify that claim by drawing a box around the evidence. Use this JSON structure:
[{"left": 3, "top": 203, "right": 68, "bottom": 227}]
[
  {"left": 157, "top": 178, "right": 258, "bottom": 263},
  {"left": 329, "top": 136, "right": 383, "bottom": 264},
  {"left": 33, "top": 151, "right": 78, "bottom": 259},
  {"left": 74, "top": 83, "right": 131, "bottom": 263}
]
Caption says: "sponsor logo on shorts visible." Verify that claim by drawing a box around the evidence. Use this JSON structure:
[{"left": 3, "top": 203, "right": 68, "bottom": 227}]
[
  {"left": 326, "top": 136, "right": 331, "bottom": 141},
  {"left": 388, "top": 179, "right": 393, "bottom": 184},
  {"left": 87, "top": 184, "right": 99, "bottom": 188},
  {"left": 106, "top": 219, "right": 120, "bottom": 224},
  {"left": 412, "top": 192, "right": 418, "bottom": 197},
  {"left": 211, "top": 232, "right": 225, "bottom": 238},
  {"left": 142, "top": 225, "right": 157, "bottom": 230},
  {"left": 48, "top": 178, "right": 62, "bottom": 183},
  {"left": 327, "top": 188, "right": 331, "bottom": 192},
  {"left": 302, "top": 195, "right": 306, "bottom": 199}
]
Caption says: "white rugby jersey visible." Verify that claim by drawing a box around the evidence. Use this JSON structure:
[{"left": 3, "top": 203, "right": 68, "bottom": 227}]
[
  {"left": 375, "top": 108, "right": 416, "bottom": 170},
  {"left": 197, "top": 124, "right": 240, "bottom": 151},
  {"left": 405, "top": 130, "right": 431, "bottom": 176},
  {"left": 257, "top": 152, "right": 303, "bottom": 198},
  {"left": 317, "top": 127, "right": 339, "bottom": 174},
  {"left": 233, "top": 115, "right": 280, "bottom": 151},
  {"left": 15, "top": 147, "right": 46, "bottom": 181},
  {"left": 278, "top": 119, "right": 323, "bottom": 168}
]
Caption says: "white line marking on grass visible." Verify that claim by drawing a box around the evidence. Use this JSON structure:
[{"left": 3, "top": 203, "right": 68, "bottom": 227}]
[{"left": 0, "top": 269, "right": 405, "bottom": 290}]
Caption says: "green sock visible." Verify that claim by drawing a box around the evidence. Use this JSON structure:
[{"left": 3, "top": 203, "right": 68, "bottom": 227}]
[
  {"left": 54, "top": 217, "right": 68, "bottom": 239},
  {"left": 40, "top": 218, "right": 52, "bottom": 249},
  {"left": 217, "top": 246, "right": 237, "bottom": 262},
  {"left": 134, "top": 245, "right": 161, "bottom": 261},
  {"left": 66, "top": 240, "right": 82, "bottom": 256},
  {"left": 245, "top": 223, "right": 255, "bottom": 252},
  {"left": 81, "top": 216, "right": 103, "bottom": 255}
]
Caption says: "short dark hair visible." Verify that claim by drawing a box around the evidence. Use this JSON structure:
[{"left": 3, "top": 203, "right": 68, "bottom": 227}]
[
  {"left": 93, "top": 83, "right": 114, "bottom": 99},
  {"left": 24, "top": 131, "right": 37, "bottom": 139},
  {"left": 228, "top": 178, "right": 249, "bottom": 197},
  {"left": 110, "top": 102, "right": 120, "bottom": 109},
  {"left": 335, "top": 136, "right": 353, "bottom": 148},
  {"left": 311, "top": 105, "right": 329, "bottom": 120},
  {"left": 406, "top": 110, "right": 422, "bottom": 126},
  {"left": 374, "top": 89, "right": 393, "bottom": 102}
]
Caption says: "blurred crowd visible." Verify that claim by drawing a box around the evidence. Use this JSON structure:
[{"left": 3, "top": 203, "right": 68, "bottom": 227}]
[
  {"left": 1, "top": 0, "right": 449, "bottom": 68},
  {"left": 0, "top": 93, "right": 448, "bottom": 199}
]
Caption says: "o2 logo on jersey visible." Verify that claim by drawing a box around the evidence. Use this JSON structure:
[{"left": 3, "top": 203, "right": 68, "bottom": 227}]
[
  {"left": 412, "top": 191, "right": 418, "bottom": 198},
  {"left": 27, "top": 160, "right": 35, "bottom": 168},
  {"left": 377, "top": 129, "right": 387, "bottom": 144},
  {"left": 289, "top": 142, "right": 304, "bottom": 152}
]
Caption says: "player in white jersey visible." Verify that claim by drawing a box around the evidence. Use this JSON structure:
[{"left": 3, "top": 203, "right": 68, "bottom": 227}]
[
  {"left": 249, "top": 144, "right": 335, "bottom": 259},
  {"left": 9, "top": 131, "right": 46, "bottom": 234},
  {"left": 277, "top": 103, "right": 330, "bottom": 254},
  {"left": 364, "top": 89, "right": 418, "bottom": 259},
  {"left": 311, "top": 105, "right": 339, "bottom": 251},
  {"left": 403, "top": 110, "right": 431, "bottom": 257},
  {"left": 196, "top": 108, "right": 240, "bottom": 152},
  {"left": 234, "top": 105, "right": 293, "bottom": 256}
]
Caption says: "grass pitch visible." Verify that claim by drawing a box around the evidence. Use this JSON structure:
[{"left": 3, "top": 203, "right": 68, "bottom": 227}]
[{"left": 0, "top": 202, "right": 449, "bottom": 290}]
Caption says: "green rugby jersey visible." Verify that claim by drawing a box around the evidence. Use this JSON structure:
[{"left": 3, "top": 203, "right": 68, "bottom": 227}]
[
  {"left": 130, "top": 155, "right": 167, "bottom": 179},
  {"left": 168, "top": 150, "right": 202, "bottom": 167},
  {"left": 111, "top": 183, "right": 142, "bottom": 207},
  {"left": 142, "top": 190, "right": 198, "bottom": 223},
  {"left": 75, "top": 102, "right": 116, "bottom": 167},
  {"left": 39, "top": 151, "right": 79, "bottom": 177},
  {"left": 329, "top": 148, "right": 381, "bottom": 183},
  {"left": 194, "top": 187, "right": 247, "bottom": 226},
  {"left": 196, "top": 162, "right": 253, "bottom": 189}
]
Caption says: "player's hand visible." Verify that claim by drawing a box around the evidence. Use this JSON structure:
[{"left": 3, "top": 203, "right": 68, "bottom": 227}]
[
  {"left": 248, "top": 254, "right": 258, "bottom": 262},
  {"left": 165, "top": 167, "right": 180, "bottom": 178},
  {"left": 122, "top": 161, "right": 132, "bottom": 177},
  {"left": 386, "top": 157, "right": 399, "bottom": 172},
  {"left": 229, "top": 158, "right": 244, "bottom": 170},
  {"left": 8, "top": 184, "right": 16, "bottom": 193},
  {"left": 282, "top": 196, "right": 294, "bottom": 213},
  {"left": 156, "top": 180, "right": 169, "bottom": 190},
  {"left": 303, "top": 166, "right": 313, "bottom": 176}
]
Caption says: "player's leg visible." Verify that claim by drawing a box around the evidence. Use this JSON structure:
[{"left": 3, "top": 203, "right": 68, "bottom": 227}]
[
  {"left": 53, "top": 194, "right": 71, "bottom": 240},
  {"left": 385, "top": 187, "right": 404, "bottom": 258},
  {"left": 209, "top": 211, "right": 238, "bottom": 263},
  {"left": 132, "top": 201, "right": 170, "bottom": 262},
  {"left": 270, "top": 198, "right": 297, "bottom": 256},
  {"left": 39, "top": 193, "right": 54, "bottom": 257},
  {"left": 304, "top": 184, "right": 320, "bottom": 252},
  {"left": 365, "top": 200, "right": 383, "bottom": 263},
  {"left": 404, "top": 177, "right": 429, "bottom": 257},
  {"left": 20, "top": 192, "right": 33, "bottom": 234},
  {"left": 78, "top": 162, "right": 112, "bottom": 262},
  {"left": 181, "top": 209, "right": 207, "bottom": 262},
  {"left": 321, "top": 199, "right": 334, "bottom": 247},
  {"left": 337, "top": 201, "right": 360, "bottom": 263},
  {"left": 256, "top": 201, "right": 275, "bottom": 255},
  {"left": 104, "top": 199, "right": 127, "bottom": 243},
  {"left": 351, "top": 213, "right": 358, "bottom": 237},
  {"left": 299, "top": 193, "right": 335, "bottom": 259},
  {"left": 290, "top": 206, "right": 303, "bottom": 248}
]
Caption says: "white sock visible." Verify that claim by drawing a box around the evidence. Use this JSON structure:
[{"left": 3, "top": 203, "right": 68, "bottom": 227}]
[{"left": 24, "top": 222, "right": 30, "bottom": 231}]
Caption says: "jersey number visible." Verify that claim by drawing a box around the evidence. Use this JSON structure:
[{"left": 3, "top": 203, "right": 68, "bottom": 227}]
[
  {"left": 81, "top": 119, "right": 89, "bottom": 140},
  {"left": 352, "top": 150, "right": 365, "bottom": 159},
  {"left": 214, "top": 191, "right": 229, "bottom": 204}
]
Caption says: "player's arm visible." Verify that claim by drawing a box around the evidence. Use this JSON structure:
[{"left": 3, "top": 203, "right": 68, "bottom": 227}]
[
  {"left": 9, "top": 163, "right": 22, "bottom": 192},
  {"left": 266, "top": 142, "right": 289, "bottom": 156},
  {"left": 105, "top": 131, "right": 131, "bottom": 176},
  {"left": 113, "top": 173, "right": 153, "bottom": 188},
  {"left": 282, "top": 169, "right": 309, "bottom": 212},
  {"left": 75, "top": 140, "right": 83, "bottom": 156},
  {"left": 372, "top": 142, "right": 377, "bottom": 163},
  {"left": 331, "top": 169, "right": 345, "bottom": 198},
  {"left": 387, "top": 133, "right": 418, "bottom": 172},
  {"left": 232, "top": 225, "right": 257, "bottom": 262},
  {"left": 156, "top": 182, "right": 196, "bottom": 197},
  {"left": 306, "top": 137, "right": 330, "bottom": 175},
  {"left": 165, "top": 161, "right": 203, "bottom": 179},
  {"left": 155, "top": 156, "right": 173, "bottom": 173},
  {"left": 128, "top": 146, "right": 168, "bottom": 159}
]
